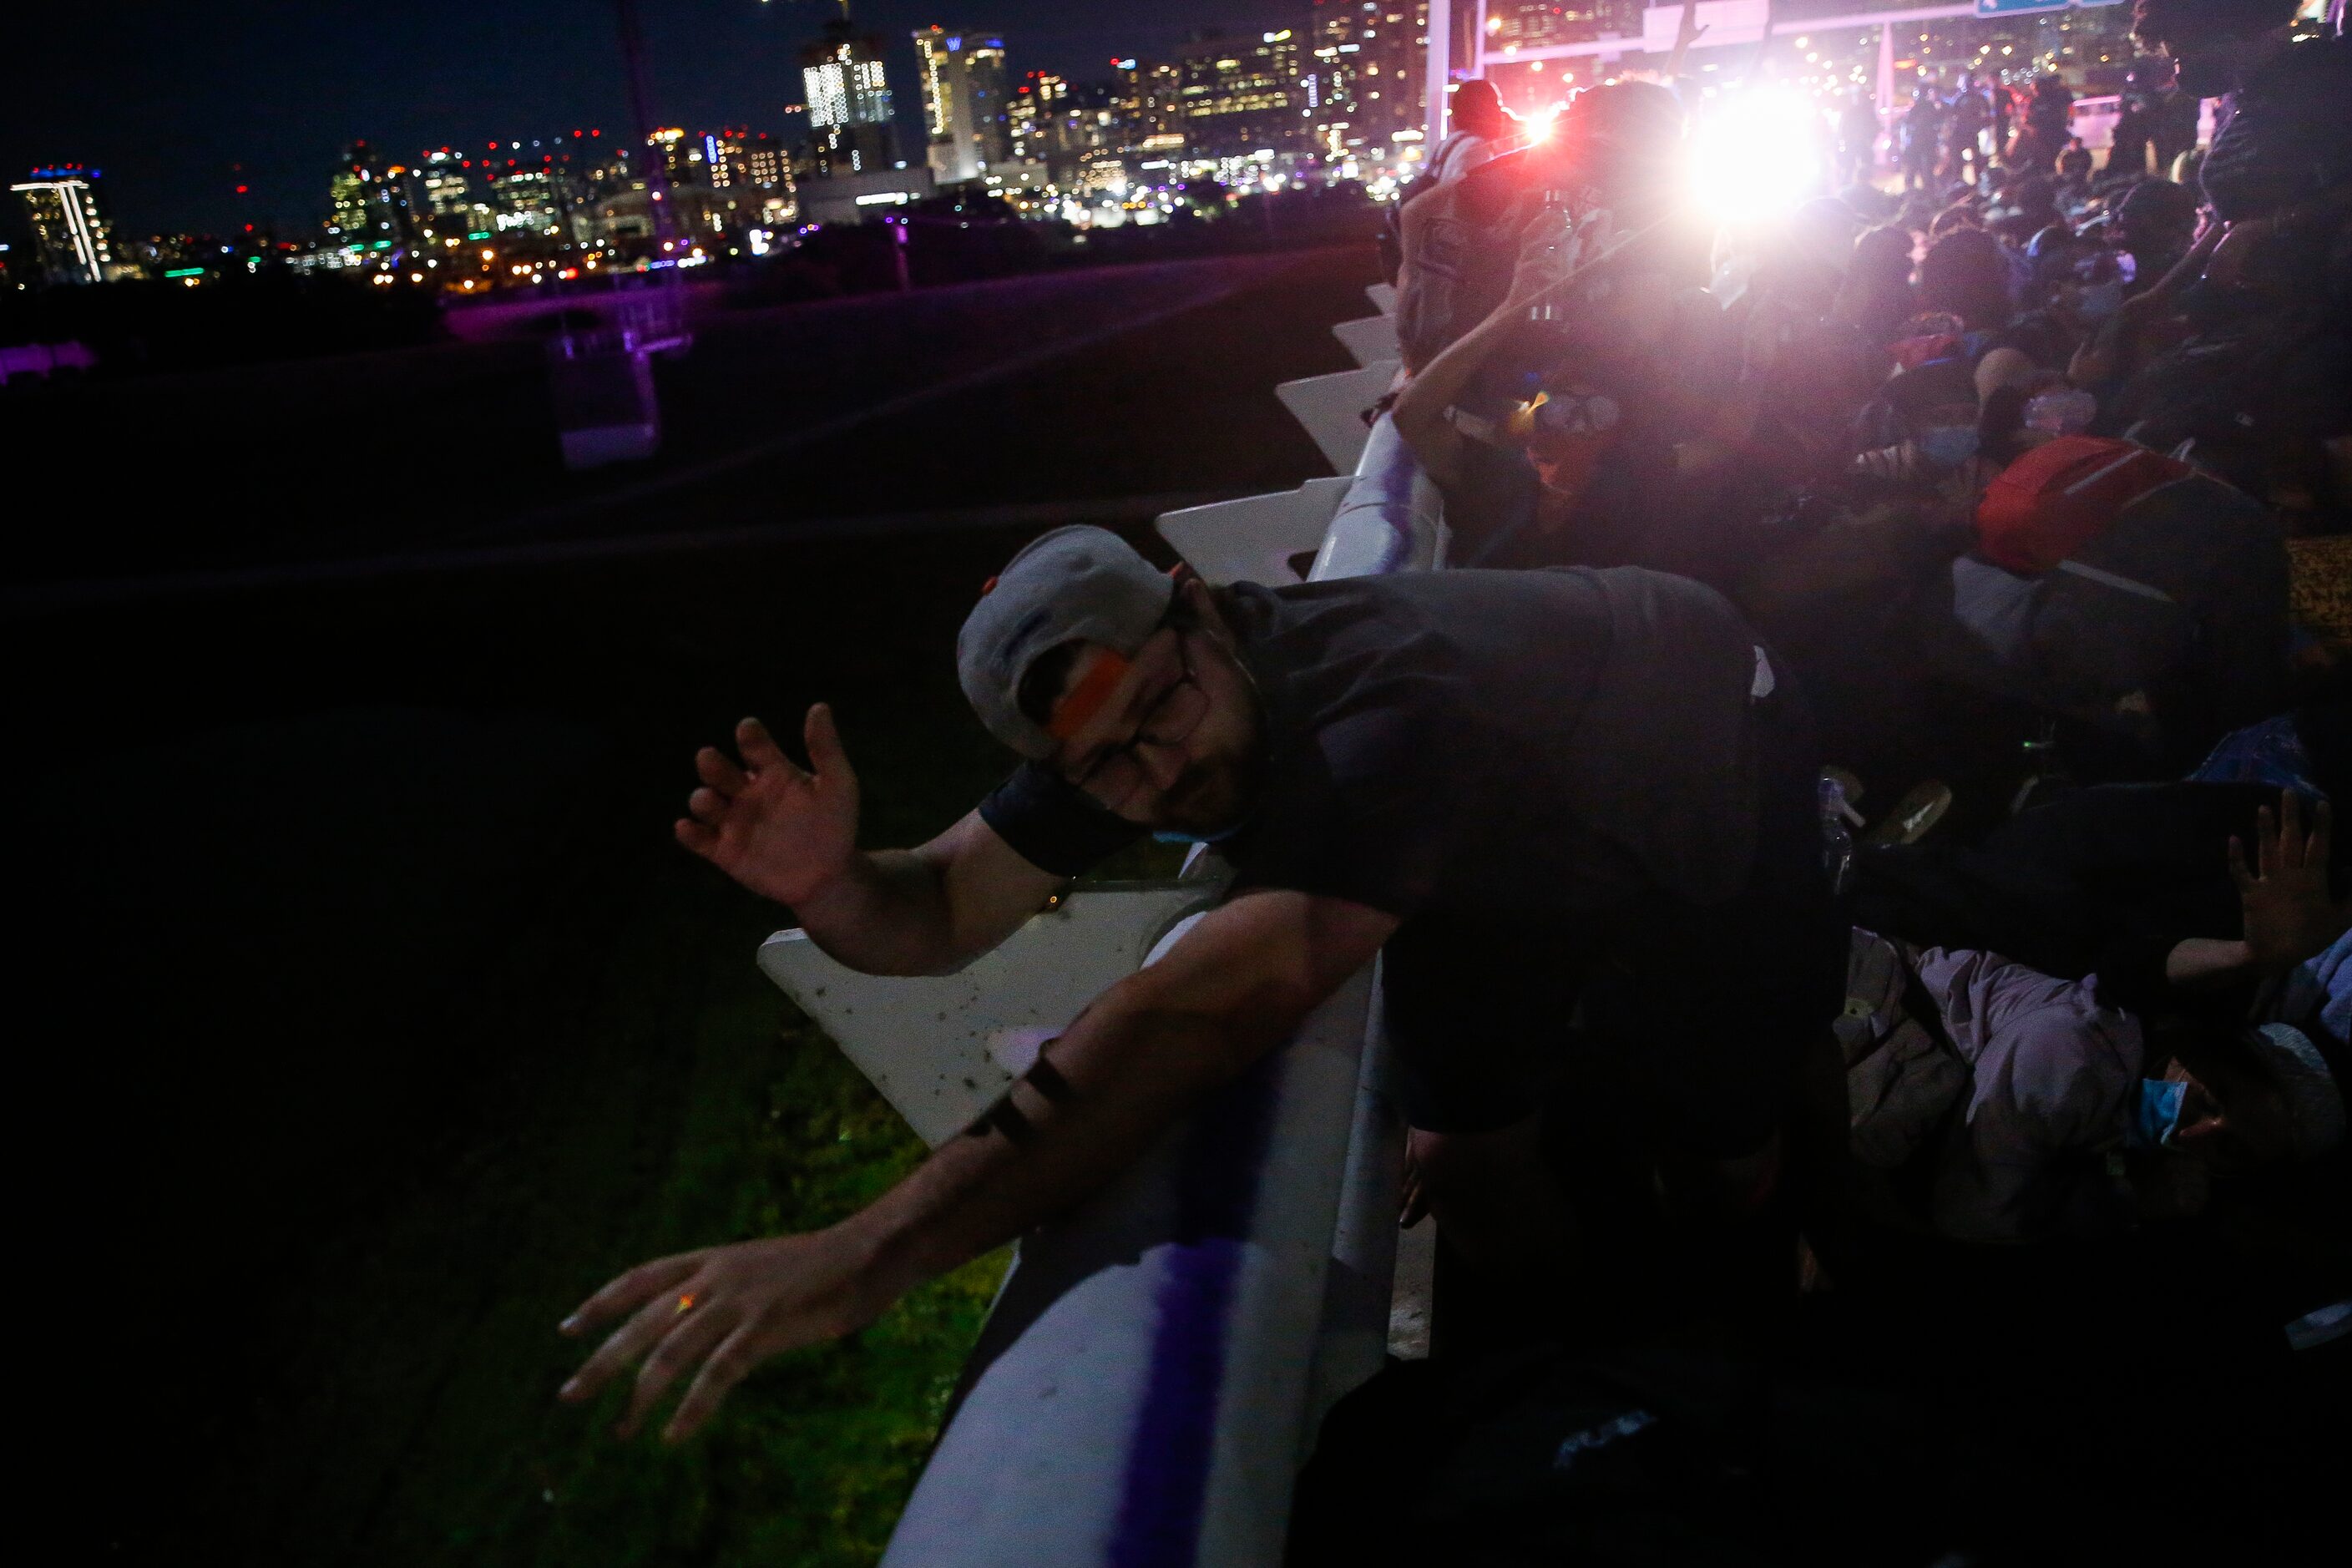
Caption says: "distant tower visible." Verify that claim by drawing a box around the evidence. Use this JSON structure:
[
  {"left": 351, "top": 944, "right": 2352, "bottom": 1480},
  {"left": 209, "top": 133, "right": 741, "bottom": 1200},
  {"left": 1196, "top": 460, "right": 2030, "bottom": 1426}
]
[
  {"left": 802, "top": 5, "right": 900, "bottom": 177},
  {"left": 10, "top": 166, "right": 124, "bottom": 285},
  {"left": 417, "top": 150, "right": 473, "bottom": 232},
  {"left": 914, "top": 27, "right": 1011, "bottom": 187},
  {"left": 1171, "top": 29, "right": 1311, "bottom": 162},
  {"left": 1307, "top": 1, "right": 1432, "bottom": 166},
  {"left": 324, "top": 142, "right": 416, "bottom": 264}
]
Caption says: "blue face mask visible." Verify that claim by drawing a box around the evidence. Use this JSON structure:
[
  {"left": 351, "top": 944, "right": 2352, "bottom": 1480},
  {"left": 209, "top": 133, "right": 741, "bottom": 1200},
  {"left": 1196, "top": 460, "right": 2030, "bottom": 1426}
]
[
  {"left": 1918, "top": 425, "right": 1980, "bottom": 468},
  {"left": 2127, "top": 1078, "right": 2187, "bottom": 1150},
  {"left": 1152, "top": 822, "right": 1243, "bottom": 846}
]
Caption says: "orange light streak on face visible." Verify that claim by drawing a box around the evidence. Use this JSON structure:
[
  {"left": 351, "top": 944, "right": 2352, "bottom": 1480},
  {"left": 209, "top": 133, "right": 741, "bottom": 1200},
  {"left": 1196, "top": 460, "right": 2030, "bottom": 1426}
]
[{"left": 1047, "top": 650, "right": 1133, "bottom": 742}]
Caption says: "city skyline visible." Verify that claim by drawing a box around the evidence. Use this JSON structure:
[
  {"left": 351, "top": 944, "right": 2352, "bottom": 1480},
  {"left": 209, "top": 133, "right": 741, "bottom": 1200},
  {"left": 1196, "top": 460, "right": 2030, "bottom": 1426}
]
[{"left": 2, "top": 1, "right": 1303, "bottom": 239}]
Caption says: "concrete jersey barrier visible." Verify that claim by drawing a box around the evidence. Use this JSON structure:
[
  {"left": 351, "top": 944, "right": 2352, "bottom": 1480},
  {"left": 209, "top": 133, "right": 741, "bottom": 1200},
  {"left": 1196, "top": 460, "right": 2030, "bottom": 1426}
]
[{"left": 757, "top": 279, "right": 1441, "bottom": 1566}]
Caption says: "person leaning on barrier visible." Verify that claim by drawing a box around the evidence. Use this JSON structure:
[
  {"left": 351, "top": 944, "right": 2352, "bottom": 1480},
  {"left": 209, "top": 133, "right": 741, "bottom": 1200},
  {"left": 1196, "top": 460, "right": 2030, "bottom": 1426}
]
[{"left": 557, "top": 525, "right": 1845, "bottom": 1439}]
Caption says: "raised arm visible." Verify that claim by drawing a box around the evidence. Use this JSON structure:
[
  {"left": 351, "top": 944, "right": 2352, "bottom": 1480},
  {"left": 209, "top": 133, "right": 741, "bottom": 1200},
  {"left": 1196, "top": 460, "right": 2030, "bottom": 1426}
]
[
  {"left": 2068, "top": 219, "right": 2223, "bottom": 386},
  {"left": 677, "top": 704, "right": 1062, "bottom": 976},
  {"left": 2166, "top": 792, "right": 2349, "bottom": 988},
  {"left": 1392, "top": 210, "right": 1611, "bottom": 491},
  {"left": 558, "top": 885, "right": 1399, "bottom": 1440}
]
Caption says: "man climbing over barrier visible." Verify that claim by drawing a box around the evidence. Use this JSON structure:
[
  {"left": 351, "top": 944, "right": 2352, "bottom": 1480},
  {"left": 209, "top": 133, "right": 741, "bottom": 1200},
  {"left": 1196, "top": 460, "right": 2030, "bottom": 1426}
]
[{"left": 559, "top": 526, "right": 1844, "bottom": 1440}]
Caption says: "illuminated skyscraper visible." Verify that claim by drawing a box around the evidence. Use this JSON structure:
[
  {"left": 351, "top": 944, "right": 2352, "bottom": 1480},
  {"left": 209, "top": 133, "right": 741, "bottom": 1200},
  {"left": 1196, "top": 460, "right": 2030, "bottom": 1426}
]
[
  {"left": 1307, "top": 1, "right": 1429, "bottom": 165},
  {"left": 914, "top": 27, "right": 1013, "bottom": 187},
  {"left": 1171, "top": 29, "right": 1311, "bottom": 160},
  {"left": 802, "top": 11, "right": 900, "bottom": 177},
  {"left": 647, "top": 126, "right": 704, "bottom": 186},
  {"left": 709, "top": 129, "right": 797, "bottom": 225},
  {"left": 743, "top": 134, "right": 790, "bottom": 193},
  {"left": 325, "top": 142, "right": 417, "bottom": 264},
  {"left": 1006, "top": 71, "right": 1063, "bottom": 164},
  {"left": 417, "top": 150, "right": 473, "bottom": 225},
  {"left": 493, "top": 166, "right": 563, "bottom": 235},
  {"left": 1111, "top": 58, "right": 1188, "bottom": 154},
  {"left": 1483, "top": 0, "right": 1646, "bottom": 55},
  {"left": 10, "top": 166, "right": 124, "bottom": 285}
]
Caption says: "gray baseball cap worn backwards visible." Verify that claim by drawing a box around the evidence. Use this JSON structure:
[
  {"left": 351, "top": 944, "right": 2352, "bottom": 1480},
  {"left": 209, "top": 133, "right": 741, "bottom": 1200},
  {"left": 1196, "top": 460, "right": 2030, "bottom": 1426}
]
[{"left": 957, "top": 525, "right": 1176, "bottom": 759}]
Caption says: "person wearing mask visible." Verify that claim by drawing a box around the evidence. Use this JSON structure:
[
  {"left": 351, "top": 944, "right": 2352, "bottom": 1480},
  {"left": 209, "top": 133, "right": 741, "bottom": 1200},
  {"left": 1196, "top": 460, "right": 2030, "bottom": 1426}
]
[
  {"left": 2087, "top": 6, "right": 2352, "bottom": 511},
  {"left": 1842, "top": 792, "right": 2345, "bottom": 1246},
  {"left": 1841, "top": 935, "right": 2344, "bottom": 1242},
  {"left": 2112, "top": 176, "right": 2201, "bottom": 292},
  {"left": 2132, "top": 0, "right": 2352, "bottom": 288}
]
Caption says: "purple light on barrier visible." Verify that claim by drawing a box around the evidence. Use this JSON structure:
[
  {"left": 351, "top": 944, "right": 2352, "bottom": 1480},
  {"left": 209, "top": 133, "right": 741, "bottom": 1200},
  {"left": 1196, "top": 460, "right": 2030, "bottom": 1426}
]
[{"left": 1110, "top": 1054, "right": 1282, "bottom": 1567}]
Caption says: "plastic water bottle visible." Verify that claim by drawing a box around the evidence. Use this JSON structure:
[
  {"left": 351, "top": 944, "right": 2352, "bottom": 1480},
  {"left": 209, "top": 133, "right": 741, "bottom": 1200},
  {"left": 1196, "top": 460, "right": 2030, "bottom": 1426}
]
[
  {"left": 1819, "top": 776, "right": 1855, "bottom": 897},
  {"left": 1525, "top": 204, "right": 1607, "bottom": 327},
  {"left": 2024, "top": 387, "right": 2097, "bottom": 436}
]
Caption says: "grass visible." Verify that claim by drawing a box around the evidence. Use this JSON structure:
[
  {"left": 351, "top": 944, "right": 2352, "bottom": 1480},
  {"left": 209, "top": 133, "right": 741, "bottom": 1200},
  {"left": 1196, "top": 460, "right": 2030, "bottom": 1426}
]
[{"left": 10, "top": 245, "right": 1378, "bottom": 1563}]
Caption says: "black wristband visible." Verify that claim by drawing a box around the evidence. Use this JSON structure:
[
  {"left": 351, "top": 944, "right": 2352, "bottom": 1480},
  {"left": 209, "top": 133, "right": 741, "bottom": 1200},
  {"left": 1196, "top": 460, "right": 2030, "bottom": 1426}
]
[
  {"left": 1023, "top": 1055, "right": 1075, "bottom": 1105},
  {"left": 965, "top": 1091, "right": 1039, "bottom": 1149}
]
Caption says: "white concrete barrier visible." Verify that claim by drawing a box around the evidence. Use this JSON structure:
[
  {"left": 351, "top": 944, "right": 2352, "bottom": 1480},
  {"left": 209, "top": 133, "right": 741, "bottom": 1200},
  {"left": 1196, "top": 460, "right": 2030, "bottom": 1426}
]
[
  {"left": 1274, "top": 359, "right": 1399, "bottom": 474},
  {"left": 1155, "top": 477, "right": 1353, "bottom": 589},
  {"left": 1331, "top": 313, "right": 1402, "bottom": 367},
  {"left": 756, "top": 317, "right": 1446, "bottom": 1568},
  {"left": 759, "top": 884, "right": 1218, "bottom": 1146}
]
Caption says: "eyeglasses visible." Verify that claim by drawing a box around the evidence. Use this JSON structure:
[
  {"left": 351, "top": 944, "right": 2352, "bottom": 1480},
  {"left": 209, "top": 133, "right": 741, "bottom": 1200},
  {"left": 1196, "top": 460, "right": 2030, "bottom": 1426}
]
[{"left": 1063, "top": 626, "right": 1212, "bottom": 812}]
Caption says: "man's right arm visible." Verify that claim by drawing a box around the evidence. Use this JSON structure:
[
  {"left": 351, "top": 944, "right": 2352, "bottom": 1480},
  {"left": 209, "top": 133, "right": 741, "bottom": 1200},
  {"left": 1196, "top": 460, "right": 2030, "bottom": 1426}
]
[
  {"left": 792, "top": 811, "right": 1065, "bottom": 977},
  {"left": 676, "top": 705, "right": 1064, "bottom": 977}
]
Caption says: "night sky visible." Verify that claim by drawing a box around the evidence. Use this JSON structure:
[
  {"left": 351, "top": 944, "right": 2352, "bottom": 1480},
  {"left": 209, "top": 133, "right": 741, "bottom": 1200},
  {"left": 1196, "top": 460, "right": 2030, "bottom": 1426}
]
[{"left": 3, "top": 2, "right": 1303, "bottom": 240}]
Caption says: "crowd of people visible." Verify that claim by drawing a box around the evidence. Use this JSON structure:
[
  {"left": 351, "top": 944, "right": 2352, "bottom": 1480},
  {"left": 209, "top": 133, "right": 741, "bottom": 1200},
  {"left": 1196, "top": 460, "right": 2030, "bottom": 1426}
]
[
  {"left": 549, "top": 0, "right": 2346, "bottom": 1554},
  {"left": 1891, "top": 65, "right": 2167, "bottom": 197},
  {"left": 1382, "top": 0, "right": 2348, "bottom": 1250}
]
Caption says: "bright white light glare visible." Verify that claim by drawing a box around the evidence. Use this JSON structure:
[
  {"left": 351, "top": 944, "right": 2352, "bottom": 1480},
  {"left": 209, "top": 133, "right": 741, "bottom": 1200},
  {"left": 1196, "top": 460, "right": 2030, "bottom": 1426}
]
[
  {"left": 1687, "top": 89, "right": 1823, "bottom": 221},
  {"left": 1522, "top": 103, "right": 1563, "bottom": 144}
]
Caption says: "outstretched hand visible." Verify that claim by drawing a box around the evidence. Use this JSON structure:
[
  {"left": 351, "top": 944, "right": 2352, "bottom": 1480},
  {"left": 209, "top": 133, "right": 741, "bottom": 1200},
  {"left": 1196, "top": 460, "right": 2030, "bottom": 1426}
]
[
  {"left": 2231, "top": 791, "right": 2349, "bottom": 974},
  {"left": 676, "top": 706, "right": 860, "bottom": 908},
  {"left": 558, "top": 1227, "right": 897, "bottom": 1442}
]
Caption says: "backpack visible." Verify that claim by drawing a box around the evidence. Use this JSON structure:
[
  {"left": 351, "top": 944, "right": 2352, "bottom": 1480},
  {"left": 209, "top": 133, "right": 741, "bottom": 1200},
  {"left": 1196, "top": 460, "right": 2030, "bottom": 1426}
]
[
  {"left": 1975, "top": 435, "right": 2194, "bottom": 573},
  {"left": 1948, "top": 459, "right": 2289, "bottom": 755},
  {"left": 1837, "top": 929, "right": 1971, "bottom": 1172},
  {"left": 1377, "top": 133, "right": 1482, "bottom": 284},
  {"left": 1393, "top": 147, "right": 1551, "bottom": 371}
]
